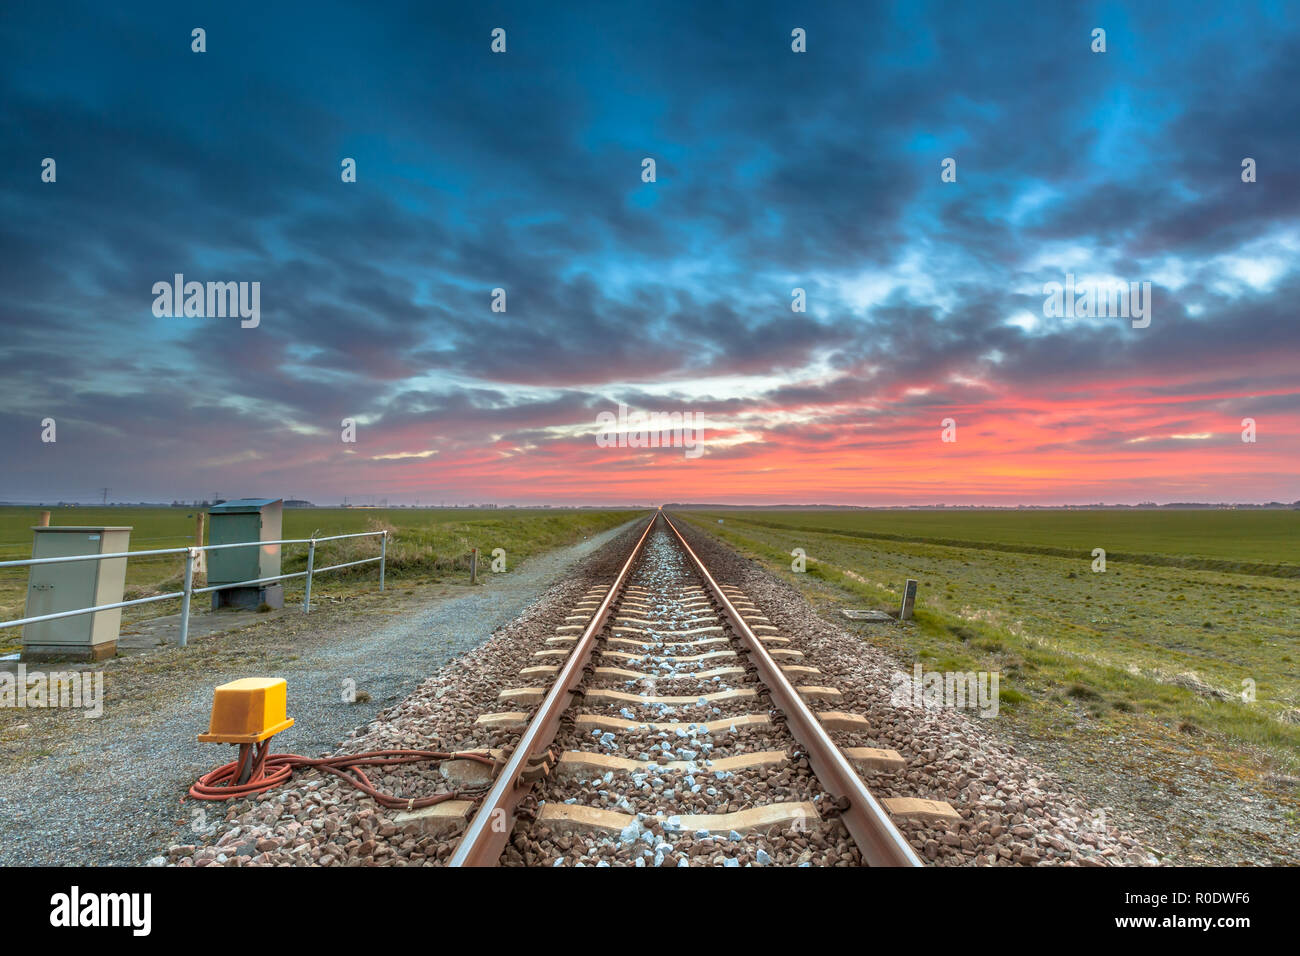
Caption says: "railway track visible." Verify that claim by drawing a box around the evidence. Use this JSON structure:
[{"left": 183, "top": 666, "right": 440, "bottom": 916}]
[
  {"left": 436, "top": 511, "right": 957, "bottom": 867},
  {"left": 165, "top": 510, "right": 1144, "bottom": 868}
]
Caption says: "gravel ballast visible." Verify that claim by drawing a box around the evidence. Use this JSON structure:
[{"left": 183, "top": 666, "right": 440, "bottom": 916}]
[{"left": 509, "top": 526, "right": 862, "bottom": 867}]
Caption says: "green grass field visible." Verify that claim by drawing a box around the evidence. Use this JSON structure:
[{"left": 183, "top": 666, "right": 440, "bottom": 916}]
[
  {"left": 0, "top": 507, "right": 639, "bottom": 651},
  {"left": 679, "top": 509, "right": 1300, "bottom": 780},
  {"left": 711, "top": 509, "right": 1300, "bottom": 576}
]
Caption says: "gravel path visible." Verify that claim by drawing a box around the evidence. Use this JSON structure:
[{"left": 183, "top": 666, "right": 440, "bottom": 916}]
[{"left": 0, "top": 518, "right": 639, "bottom": 865}]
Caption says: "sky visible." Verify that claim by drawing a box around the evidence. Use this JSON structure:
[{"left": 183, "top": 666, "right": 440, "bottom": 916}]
[{"left": 1, "top": 1, "right": 1297, "bottom": 506}]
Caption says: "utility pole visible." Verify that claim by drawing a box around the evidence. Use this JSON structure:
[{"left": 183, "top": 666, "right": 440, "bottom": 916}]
[{"left": 99, "top": 487, "right": 109, "bottom": 506}]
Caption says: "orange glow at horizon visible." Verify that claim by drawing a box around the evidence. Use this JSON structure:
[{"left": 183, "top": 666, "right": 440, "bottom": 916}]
[{"left": 321, "top": 377, "right": 1300, "bottom": 505}]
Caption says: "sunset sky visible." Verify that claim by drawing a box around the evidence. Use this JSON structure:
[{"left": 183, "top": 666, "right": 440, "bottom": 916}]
[{"left": 2, "top": 1, "right": 1297, "bottom": 506}]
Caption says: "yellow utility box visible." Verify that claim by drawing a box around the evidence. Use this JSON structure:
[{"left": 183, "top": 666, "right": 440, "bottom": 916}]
[{"left": 198, "top": 677, "right": 294, "bottom": 744}]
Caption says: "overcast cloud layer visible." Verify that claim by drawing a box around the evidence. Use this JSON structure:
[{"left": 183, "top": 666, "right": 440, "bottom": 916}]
[{"left": 1, "top": 1, "right": 1296, "bottom": 505}]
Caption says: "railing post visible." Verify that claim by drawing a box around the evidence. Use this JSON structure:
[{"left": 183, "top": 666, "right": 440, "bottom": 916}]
[
  {"left": 303, "top": 539, "right": 316, "bottom": 611},
  {"left": 379, "top": 532, "right": 387, "bottom": 592},
  {"left": 470, "top": 547, "right": 478, "bottom": 585},
  {"left": 179, "top": 547, "right": 195, "bottom": 648}
]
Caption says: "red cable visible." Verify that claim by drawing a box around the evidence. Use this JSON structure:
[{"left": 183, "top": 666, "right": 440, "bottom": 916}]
[{"left": 189, "top": 747, "right": 495, "bottom": 808}]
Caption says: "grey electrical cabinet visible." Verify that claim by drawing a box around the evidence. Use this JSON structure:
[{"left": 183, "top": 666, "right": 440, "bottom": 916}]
[
  {"left": 22, "top": 526, "right": 133, "bottom": 661},
  {"left": 208, "top": 499, "right": 284, "bottom": 610}
]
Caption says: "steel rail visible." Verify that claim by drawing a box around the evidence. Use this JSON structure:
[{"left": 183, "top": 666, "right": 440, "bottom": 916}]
[
  {"left": 447, "top": 513, "right": 658, "bottom": 866},
  {"left": 660, "top": 510, "right": 922, "bottom": 867}
]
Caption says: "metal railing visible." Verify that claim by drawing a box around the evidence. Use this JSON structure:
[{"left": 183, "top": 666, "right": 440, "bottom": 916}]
[{"left": 0, "top": 530, "right": 389, "bottom": 648}]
